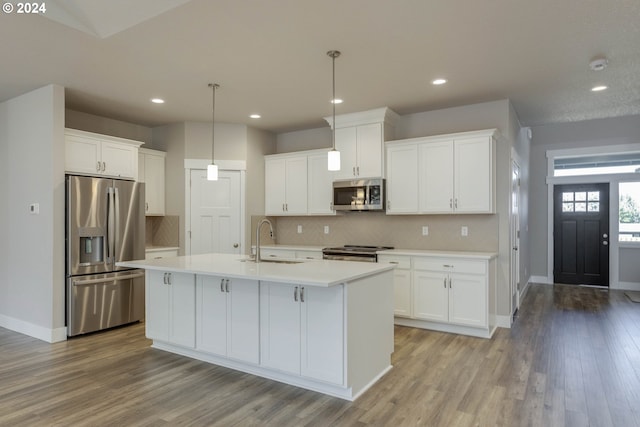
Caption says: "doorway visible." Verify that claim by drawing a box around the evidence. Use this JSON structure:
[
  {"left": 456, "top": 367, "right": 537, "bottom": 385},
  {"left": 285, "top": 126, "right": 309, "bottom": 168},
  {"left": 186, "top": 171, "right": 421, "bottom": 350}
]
[
  {"left": 510, "top": 160, "right": 521, "bottom": 318},
  {"left": 553, "top": 183, "right": 610, "bottom": 286},
  {"left": 189, "top": 169, "right": 242, "bottom": 255}
]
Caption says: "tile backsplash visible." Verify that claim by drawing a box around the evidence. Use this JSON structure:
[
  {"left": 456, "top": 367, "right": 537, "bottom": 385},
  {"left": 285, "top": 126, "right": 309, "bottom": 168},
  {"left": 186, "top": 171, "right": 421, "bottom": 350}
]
[
  {"left": 273, "top": 213, "right": 499, "bottom": 252},
  {"left": 145, "top": 215, "right": 180, "bottom": 247}
]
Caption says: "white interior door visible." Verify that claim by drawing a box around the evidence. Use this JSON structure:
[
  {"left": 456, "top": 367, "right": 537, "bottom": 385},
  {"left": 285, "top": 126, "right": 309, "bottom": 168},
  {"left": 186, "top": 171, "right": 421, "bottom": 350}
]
[
  {"left": 190, "top": 169, "right": 241, "bottom": 255},
  {"left": 511, "top": 160, "right": 521, "bottom": 318}
]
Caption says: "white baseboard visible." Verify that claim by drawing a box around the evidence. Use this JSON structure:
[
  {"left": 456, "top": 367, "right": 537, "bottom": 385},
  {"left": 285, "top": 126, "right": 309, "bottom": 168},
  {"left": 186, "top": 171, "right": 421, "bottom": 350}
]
[
  {"left": 496, "top": 315, "right": 511, "bottom": 329},
  {"left": 529, "top": 275, "right": 552, "bottom": 284},
  {"left": 0, "top": 314, "right": 67, "bottom": 343},
  {"left": 614, "top": 281, "right": 640, "bottom": 291}
]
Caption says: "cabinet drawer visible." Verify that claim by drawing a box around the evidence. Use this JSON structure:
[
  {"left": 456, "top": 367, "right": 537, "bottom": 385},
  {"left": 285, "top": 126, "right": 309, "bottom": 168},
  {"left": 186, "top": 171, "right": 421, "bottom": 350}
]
[
  {"left": 296, "top": 251, "right": 323, "bottom": 260},
  {"left": 260, "top": 249, "right": 296, "bottom": 259},
  {"left": 413, "top": 258, "right": 486, "bottom": 275},
  {"left": 378, "top": 255, "right": 411, "bottom": 269}
]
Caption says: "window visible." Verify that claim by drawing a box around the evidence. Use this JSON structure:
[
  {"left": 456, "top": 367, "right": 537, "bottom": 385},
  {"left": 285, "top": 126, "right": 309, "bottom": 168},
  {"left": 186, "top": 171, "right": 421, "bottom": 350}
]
[
  {"left": 619, "top": 182, "right": 640, "bottom": 243},
  {"left": 562, "top": 190, "right": 600, "bottom": 213},
  {"left": 554, "top": 153, "right": 640, "bottom": 177}
]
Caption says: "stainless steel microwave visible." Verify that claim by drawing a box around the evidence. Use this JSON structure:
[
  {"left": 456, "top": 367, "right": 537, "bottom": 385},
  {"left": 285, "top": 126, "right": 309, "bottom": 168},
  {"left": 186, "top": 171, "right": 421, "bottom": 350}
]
[{"left": 332, "top": 179, "right": 385, "bottom": 211}]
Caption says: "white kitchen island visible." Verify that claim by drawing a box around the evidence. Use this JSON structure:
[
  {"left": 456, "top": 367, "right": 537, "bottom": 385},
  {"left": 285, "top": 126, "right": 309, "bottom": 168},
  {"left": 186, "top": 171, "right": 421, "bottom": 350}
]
[{"left": 117, "top": 253, "right": 395, "bottom": 401}]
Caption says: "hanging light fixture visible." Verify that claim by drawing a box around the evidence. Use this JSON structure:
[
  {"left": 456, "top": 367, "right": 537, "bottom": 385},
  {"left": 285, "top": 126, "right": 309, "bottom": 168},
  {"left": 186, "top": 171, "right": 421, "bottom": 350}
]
[
  {"left": 327, "top": 50, "right": 341, "bottom": 171},
  {"left": 207, "top": 83, "right": 220, "bottom": 181}
]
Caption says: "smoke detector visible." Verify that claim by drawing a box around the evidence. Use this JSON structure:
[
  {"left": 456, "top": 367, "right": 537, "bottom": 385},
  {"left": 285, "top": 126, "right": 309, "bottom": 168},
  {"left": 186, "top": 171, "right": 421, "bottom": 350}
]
[{"left": 589, "top": 58, "right": 609, "bottom": 71}]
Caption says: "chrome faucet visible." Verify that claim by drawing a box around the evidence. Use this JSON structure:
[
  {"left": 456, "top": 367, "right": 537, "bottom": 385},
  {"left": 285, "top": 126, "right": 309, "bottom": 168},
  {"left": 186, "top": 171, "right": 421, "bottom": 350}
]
[{"left": 255, "top": 218, "right": 274, "bottom": 263}]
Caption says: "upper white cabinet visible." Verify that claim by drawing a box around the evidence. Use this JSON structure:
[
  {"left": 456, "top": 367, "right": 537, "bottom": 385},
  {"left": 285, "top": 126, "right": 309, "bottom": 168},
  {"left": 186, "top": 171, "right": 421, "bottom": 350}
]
[
  {"left": 325, "top": 107, "right": 398, "bottom": 180},
  {"left": 307, "top": 151, "right": 335, "bottom": 215},
  {"left": 138, "top": 148, "right": 166, "bottom": 216},
  {"left": 265, "top": 154, "right": 308, "bottom": 215},
  {"left": 65, "top": 128, "right": 142, "bottom": 179},
  {"left": 386, "top": 129, "right": 497, "bottom": 215},
  {"left": 264, "top": 149, "right": 336, "bottom": 216}
]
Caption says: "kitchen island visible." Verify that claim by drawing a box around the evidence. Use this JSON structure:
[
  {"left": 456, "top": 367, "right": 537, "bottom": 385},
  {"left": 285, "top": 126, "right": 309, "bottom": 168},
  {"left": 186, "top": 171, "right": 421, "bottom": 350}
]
[{"left": 117, "top": 253, "right": 395, "bottom": 400}]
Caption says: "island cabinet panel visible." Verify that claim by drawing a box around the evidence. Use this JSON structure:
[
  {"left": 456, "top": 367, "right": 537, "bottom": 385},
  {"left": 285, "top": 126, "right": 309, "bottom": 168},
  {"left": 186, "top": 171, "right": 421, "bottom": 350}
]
[
  {"left": 377, "top": 255, "right": 412, "bottom": 317},
  {"left": 260, "top": 282, "right": 344, "bottom": 385},
  {"left": 146, "top": 270, "right": 195, "bottom": 348},
  {"left": 196, "top": 276, "right": 260, "bottom": 364}
]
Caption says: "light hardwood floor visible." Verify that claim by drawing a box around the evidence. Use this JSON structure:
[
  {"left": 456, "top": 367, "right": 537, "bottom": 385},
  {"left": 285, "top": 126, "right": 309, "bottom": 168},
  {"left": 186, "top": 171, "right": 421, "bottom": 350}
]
[{"left": 1, "top": 283, "right": 640, "bottom": 426}]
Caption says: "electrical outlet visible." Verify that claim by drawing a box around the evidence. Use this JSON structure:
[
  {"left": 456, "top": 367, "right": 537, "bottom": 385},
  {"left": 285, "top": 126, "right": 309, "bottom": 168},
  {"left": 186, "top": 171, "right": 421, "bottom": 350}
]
[
  {"left": 422, "top": 226, "right": 429, "bottom": 236},
  {"left": 297, "top": 225, "right": 302, "bottom": 234},
  {"left": 461, "top": 226, "right": 468, "bottom": 236},
  {"left": 29, "top": 203, "right": 39, "bottom": 215},
  {"left": 324, "top": 225, "right": 330, "bottom": 234}
]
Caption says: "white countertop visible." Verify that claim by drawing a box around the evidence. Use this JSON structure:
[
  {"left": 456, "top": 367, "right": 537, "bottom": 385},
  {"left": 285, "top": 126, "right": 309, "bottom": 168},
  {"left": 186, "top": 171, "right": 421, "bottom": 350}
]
[
  {"left": 378, "top": 249, "right": 497, "bottom": 259},
  {"left": 117, "top": 253, "right": 394, "bottom": 287}
]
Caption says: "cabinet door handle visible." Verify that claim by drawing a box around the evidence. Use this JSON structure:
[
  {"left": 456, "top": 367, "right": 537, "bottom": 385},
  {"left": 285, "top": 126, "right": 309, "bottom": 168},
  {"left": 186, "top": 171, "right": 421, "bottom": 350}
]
[
  {"left": 449, "top": 199, "right": 453, "bottom": 209},
  {"left": 163, "top": 272, "right": 167, "bottom": 284},
  {"left": 220, "top": 278, "right": 225, "bottom": 292},
  {"left": 387, "top": 200, "right": 391, "bottom": 210},
  {"left": 449, "top": 278, "right": 452, "bottom": 288},
  {"left": 357, "top": 166, "right": 360, "bottom": 176},
  {"left": 300, "top": 286, "right": 305, "bottom": 303},
  {"left": 145, "top": 202, "right": 149, "bottom": 212},
  {"left": 353, "top": 166, "right": 356, "bottom": 176},
  {"left": 102, "top": 162, "right": 106, "bottom": 172},
  {"left": 454, "top": 199, "right": 458, "bottom": 209},
  {"left": 294, "top": 286, "right": 298, "bottom": 302},
  {"left": 443, "top": 277, "right": 447, "bottom": 288},
  {"left": 225, "top": 279, "right": 230, "bottom": 293},
  {"left": 96, "top": 161, "right": 101, "bottom": 172},
  {"left": 166, "top": 273, "right": 171, "bottom": 285}
]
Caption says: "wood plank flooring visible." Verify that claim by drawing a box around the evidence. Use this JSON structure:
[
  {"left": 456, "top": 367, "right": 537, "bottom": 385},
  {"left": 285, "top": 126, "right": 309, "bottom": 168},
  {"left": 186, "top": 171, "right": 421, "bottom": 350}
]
[{"left": 1, "top": 283, "right": 640, "bottom": 426}]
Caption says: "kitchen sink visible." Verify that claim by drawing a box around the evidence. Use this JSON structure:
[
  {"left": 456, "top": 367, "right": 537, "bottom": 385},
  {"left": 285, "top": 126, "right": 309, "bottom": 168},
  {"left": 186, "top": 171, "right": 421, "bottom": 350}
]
[{"left": 239, "top": 258, "right": 304, "bottom": 264}]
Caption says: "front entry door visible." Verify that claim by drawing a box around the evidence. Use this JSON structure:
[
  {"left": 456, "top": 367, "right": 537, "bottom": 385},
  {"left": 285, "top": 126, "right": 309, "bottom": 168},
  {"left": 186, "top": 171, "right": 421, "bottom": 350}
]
[{"left": 553, "top": 183, "right": 609, "bottom": 286}]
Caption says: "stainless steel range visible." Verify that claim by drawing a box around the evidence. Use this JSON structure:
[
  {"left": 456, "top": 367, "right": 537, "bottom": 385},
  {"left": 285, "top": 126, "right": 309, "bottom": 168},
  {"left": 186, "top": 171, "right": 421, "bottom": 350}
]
[{"left": 322, "top": 245, "right": 394, "bottom": 262}]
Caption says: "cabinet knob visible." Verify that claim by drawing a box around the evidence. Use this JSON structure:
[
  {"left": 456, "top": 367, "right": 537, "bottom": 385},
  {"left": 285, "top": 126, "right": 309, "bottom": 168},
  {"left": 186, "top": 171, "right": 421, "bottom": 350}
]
[{"left": 233, "top": 243, "right": 239, "bottom": 248}]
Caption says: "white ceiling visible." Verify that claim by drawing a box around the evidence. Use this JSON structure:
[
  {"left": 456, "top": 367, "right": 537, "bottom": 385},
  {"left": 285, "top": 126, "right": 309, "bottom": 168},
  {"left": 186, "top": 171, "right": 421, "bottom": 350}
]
[{"left": 1, "top": 0, "right": 639, "bottom": 133}]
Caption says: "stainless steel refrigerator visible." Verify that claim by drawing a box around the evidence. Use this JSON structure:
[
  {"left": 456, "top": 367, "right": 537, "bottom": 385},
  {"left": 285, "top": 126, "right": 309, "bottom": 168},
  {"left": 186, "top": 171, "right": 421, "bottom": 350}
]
[{"left": 65, "top": 175, "right": 145, "bottom": 336}]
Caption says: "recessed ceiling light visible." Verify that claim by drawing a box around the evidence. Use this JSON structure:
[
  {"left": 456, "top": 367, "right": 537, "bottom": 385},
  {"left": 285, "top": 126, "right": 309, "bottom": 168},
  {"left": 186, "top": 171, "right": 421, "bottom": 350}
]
[
  {"left": 432, "top": 78, "right": 447, "bottom": 85},
  {"left": 591, "top": 85, "right": 608, "bottom": 92},
  {"left": 150, "top": 98, "right": 165, "bottom": 104},
  {"left": 331, "top": 98, "right": 343, "bottom": 104},
  {"left": 249, "top": 114, "right": 261, "bottom": 119}
]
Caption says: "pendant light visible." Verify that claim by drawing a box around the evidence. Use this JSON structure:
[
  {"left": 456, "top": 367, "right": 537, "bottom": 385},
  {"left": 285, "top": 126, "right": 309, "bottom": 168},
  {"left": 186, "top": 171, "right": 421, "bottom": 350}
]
[
  {"left": 327, "top": 50, "right": 341, "bottom": 171},
  {"left": 207, "top": 83, "right": 220, "bottom": 181}
]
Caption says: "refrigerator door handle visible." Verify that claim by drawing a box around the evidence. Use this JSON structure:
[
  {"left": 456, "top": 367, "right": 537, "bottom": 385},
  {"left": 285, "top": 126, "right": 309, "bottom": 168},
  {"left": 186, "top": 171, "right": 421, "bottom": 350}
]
[
  {"left": 114, "top": 186, "right": 120, "bottom": 265},
  {"left": 106, "top": 187, "right": 116, "bottom": 266},
  {"left": 72, "top": 271, "right": 145, "bottom": 286}
]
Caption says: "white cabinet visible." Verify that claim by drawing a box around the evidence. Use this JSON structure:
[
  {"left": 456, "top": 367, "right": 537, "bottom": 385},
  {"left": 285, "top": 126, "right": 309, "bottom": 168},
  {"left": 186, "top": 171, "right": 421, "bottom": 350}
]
[
  {"left": 260, "top": 281, "right": 344, "bottom": 385},
  {"left": 385, "top": 143, "right": 418, "bottom": 214},
  {"left": 65, "top": 128, "right": 141, "bottom": 179},
  {"left": 385, "top": 129, "right": 496, "bottom": 215},
  {"left": 413, "top": 258, "right": 488, "bottom": 329},
  {"left": 196, "top": 276, "right": 260, "bottom": 364},
  {"left": 325, "top": 107, "right": 398, "bottom": 180},
  {"left": 265, "top": 155, "right": 307, "bottom": 215},
  {"left": 307, "top": 152, "right": 335, "bottom": 215},
  {"left": 380, "top": 252, "right": 497, "bottom": 338},
  {"left": 378, "top": 255, "right": 412, "bottom": 317},
  {"left": 419, "top": 133, "right": 495, "bottom": 214},
  {"left": 138, "top": 148, "right": 166, "bottom": 216},
  {"left": 145, "top": 248, "right": 179, "bottom": 260},
  {"left": 146, "top": 270, "right": 195, "bottom": 348}
]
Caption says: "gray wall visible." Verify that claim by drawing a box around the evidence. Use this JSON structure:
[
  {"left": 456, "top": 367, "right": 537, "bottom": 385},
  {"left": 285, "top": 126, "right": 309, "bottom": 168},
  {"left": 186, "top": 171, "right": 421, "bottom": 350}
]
[
  {"left": 0, "top": 85, "right": 66, "bottom": 342},
  {"left": 529, "top": 115, "right": 640, "bottom": 281},
  {"left": 66, "top": 109, "right": 153, "bottom": 145}
]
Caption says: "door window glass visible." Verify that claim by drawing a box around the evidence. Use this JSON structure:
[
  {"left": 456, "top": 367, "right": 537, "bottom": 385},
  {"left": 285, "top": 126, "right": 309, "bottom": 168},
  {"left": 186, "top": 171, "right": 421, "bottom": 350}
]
[{"left": 562, "top": 191, "right": 600, "bottom": 214}]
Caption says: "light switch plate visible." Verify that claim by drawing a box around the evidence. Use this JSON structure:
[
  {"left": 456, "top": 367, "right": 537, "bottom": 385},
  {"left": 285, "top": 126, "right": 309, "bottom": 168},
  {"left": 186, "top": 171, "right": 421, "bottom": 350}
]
[
  {"left": 324, "top": 225, "right": 330, "bottom": 234},
  {"left": 461, "top": 226, "right": 468, "bottom": 236},
  {"left": 422, "top": 226, "right": 429, "bottom": 236},
  {"left": 297, "top": 225, "right": 302, "bottom": 234}
]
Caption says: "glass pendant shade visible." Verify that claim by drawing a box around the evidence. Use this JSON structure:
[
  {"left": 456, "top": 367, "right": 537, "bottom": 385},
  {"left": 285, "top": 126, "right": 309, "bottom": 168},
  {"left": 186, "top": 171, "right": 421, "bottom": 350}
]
[
  {"left": 328, "top": 148, "right": 341, "bottom": 171},
  {"left": 207, "top": 163, "right": 218, "bottom": 181}
]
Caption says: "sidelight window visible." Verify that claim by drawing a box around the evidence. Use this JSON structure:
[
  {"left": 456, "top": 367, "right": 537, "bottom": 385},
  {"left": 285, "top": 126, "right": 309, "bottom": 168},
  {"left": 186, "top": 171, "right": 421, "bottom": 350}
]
[{"left": 619, "top": 182, "right": 640, "bottom": 242}]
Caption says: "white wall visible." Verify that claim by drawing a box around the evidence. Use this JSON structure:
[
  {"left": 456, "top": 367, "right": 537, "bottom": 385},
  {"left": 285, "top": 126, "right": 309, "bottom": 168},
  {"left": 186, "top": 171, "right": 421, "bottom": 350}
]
[
  {"left": 529, "top": 115, "right": 640, "bottom": 282},
  {"left": 0, "top": 85, "right": 66, "bottom": 342},
  {"left": 66, "top": 109, "right": 153, "bottom": 144}
]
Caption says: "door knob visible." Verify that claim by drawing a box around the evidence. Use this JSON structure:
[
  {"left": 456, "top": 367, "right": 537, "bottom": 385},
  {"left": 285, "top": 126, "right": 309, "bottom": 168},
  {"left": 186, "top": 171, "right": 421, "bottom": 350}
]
[{"left": 603, "top": 241, "right": 608, "bottom": 246}]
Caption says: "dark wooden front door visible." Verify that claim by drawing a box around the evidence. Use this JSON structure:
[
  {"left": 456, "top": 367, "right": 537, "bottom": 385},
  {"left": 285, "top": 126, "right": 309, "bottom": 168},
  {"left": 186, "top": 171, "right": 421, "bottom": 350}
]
[{"left": 553, "top": 183, "right": 610, "bottom": 286}]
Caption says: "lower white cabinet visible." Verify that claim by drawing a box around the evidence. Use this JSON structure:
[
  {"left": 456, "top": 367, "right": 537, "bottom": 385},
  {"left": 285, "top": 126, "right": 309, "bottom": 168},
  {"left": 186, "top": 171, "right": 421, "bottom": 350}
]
[
  {"left": 380, "top": 252, "right": 497, "bottom": 338},
  {"left": 260, "top": 281, "right": 344, "bottom": 385},
  {"left": 196, "top": 276, "right": 259, "bottom": 364},
  {"left": 259, "top": 247, "right": 323, "bottom": 261},
  {"left": 146, "top": 270, "right": 196, "bottom": 348},
  {"left": 377, "top": 255, "right": 412, "bottom": 317}
]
